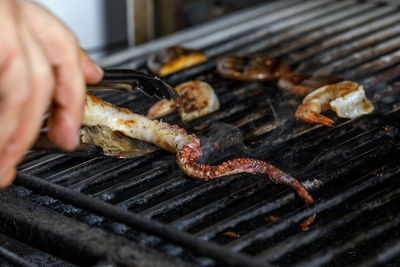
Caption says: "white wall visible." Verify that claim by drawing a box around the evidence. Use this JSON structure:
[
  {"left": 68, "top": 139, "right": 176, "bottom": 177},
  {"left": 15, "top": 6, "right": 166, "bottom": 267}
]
[{"left": 33, "top": 0, "right": 127, "bottom": 60}]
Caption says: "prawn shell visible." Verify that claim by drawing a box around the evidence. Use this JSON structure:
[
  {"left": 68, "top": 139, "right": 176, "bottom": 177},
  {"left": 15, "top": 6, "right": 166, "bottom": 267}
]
[
  {"left": 175, "top": 80, "right": 220, "bottom": 122},
  {"left": 217, "top": 54, "right": 291, "bottom": 81},
  {"left": 330, "top": 85, "right": 374, "bottom": 119}
]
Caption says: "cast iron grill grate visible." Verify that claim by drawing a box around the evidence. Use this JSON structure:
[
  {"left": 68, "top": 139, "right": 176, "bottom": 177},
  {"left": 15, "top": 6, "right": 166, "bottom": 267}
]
[{"left": 0, "top": 0, "right": 400, "bottom": 266}]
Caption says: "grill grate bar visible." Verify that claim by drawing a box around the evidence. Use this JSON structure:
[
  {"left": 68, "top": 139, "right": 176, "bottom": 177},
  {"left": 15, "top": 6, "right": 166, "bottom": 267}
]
[
  {"left": 15, "top": 172, "right": 270, "bottom": 267},
  {"left": 89, "top": 161, "right": 175, "bottom": 196},
  {"left": 289, "top": 11, "right": 400, "bottom": 64},
  {"left": 169, "top": 181, "right": 270, "bottom": 231},
  {"left": 238, "top": 2, "right": 381, "bottom": 56},
  {"left": 304, "top": 35, "right": 400, "bottom": 74},
  {"left": 194, "top": 136, "right": 398, "bottom": 242},
  {"left": 204, "top": 0, "right": 363, "bottom": 57},
  {"left": 0, "top": 246, "right": 36, "bottom": 267},
  {"left": 245, "top": 117, "right": 364, "bottom": 159},
  {"left": 363, "top": 66, "right": 400, "bottom": 88},
  {"left": 296, "top": 209, "right": 400, "bottom": 267},
  {"left": 67, "top": 156, "right": 155, "bottom": 193},
  {"left": 195, "top": 192, "right": 295, "bottom": 240},
  {"left": 45, "top": 157, "right": 109, "bottom": 184},
  {"left": 165, "top": 139, "right": 400, "bottom": 261},
  {"left": 25, "top": 157, "right": 83, "bottom": 177},
  {"left": 184, "top": 90, "right": 273, "bottom": 131},
  {"left": 115, "top": 176, "right": 189, "bottom": 211},
  {"left": 140, "top": 176, "right": 238, "bottom": 219},
  {"left": 19, "top": 151, "right": 50, "bottom": 166},
  {"left": 18, "top": 154, "right": 64, "bottom": 172},
  {"left": 347, "top": 50, "right": 400, "bottom": 78},
  {"left": 297, "top": 135, "right": 399, "bottom": 188},
  {"left": 257, "top": 184, "right": 400, "bottom": 261},
  {"left": 291, "top": 125, "right": 393, "bottom": 179},
  {"left": 272, "top": 6, "right": 396, "bottom": 59},
  {"left": 225, "top": 160, "right": 400, "bottom": 252},
  {"left": 305, "top": 22, "right": 400, "bottom": 68},
  {"left": 357, "top": 236, "right": 400, "bottom": 267},
  {"left": 242, "top": 2, "right": 381, "bottom": 57},
  {"left": 247, "top": 101, "right": 400, "bottom": 168}
]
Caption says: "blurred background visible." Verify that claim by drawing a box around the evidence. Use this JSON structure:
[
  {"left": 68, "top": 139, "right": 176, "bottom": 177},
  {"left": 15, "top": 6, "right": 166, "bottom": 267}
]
[{"left": 34, "top": 0, "right": 264, "bottom": 60}]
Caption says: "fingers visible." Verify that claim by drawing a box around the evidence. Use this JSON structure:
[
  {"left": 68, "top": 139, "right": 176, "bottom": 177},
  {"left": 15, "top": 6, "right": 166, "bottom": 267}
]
[
  {"left": 0, "top": 0, "right": 103, "bottom": 187},
  {"left": 21, "top": 1, "right": 96, "bottom": 150},
  {"left": 80, "top": 49, "right": 103, "bottom": 84},
  {"left": 0, "top": 16, "right": 55, "bottom": 187},
  {"left": 0, "top": 168, "right": 16, "bottom": 188},
  {"left": 0, "top": 0, "right": 31, "bottom": 185}
]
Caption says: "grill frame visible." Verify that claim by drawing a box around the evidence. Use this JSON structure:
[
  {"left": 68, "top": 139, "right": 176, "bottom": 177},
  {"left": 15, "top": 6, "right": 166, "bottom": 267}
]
[{"left": 1, "top": 0, "right": 400, "bottom": 266}]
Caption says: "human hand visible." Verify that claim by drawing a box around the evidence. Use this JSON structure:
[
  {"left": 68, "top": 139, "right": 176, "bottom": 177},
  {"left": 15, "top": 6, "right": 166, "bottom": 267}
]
[{"left": 0, "top": 0, "right": 103, "bottom": 187}]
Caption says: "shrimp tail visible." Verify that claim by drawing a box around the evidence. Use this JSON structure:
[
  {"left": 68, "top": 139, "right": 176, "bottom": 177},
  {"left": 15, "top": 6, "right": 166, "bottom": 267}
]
[{"left": 295, "top": 103, "right": 334, "bottom": 127}]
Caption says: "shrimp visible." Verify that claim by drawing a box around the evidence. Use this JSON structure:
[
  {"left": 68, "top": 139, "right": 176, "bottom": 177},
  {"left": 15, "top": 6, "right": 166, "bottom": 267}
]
[
  {"left": 217, "top": 54, "right": 291, "bottom": 81},
  {"left": 295, "top": 81, "right": 374, "bottom": 127},
  {"left": 146, "top": 99, "right": 177, "bottom": 119},
  {"left": 146, "top": 80, "right": 220, "bottom": 122}
]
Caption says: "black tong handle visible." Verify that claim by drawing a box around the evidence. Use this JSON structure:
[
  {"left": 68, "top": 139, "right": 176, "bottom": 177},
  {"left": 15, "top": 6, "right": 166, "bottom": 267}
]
[{"left": 87, "top": 69, "right": 178, "bottom": 100}]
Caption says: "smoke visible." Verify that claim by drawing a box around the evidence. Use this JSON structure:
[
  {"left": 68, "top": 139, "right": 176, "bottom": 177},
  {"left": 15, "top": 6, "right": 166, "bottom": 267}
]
[
  {"left": 196, "top": 122, "right": 245, "bottom": 163},
  {"left": 243, "top": 88, "right": 299, "bottom": 158}
]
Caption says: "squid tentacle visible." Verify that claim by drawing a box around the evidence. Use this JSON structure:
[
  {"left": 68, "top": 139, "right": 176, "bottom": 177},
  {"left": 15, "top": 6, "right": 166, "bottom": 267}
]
[{"left": 177, "top": 135, "right": 315, "bottom": 230}]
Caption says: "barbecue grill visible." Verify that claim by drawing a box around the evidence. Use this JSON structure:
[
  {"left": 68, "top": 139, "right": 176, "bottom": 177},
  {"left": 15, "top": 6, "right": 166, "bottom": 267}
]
[{"left": 1, "top": 0, "right": 400, "bottom": 266}]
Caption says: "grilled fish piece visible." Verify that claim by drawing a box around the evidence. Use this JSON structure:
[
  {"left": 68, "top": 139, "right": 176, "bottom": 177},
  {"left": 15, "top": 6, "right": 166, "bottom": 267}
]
[{"left": 147, "top": 46, "right": 208, "bottom": 77}]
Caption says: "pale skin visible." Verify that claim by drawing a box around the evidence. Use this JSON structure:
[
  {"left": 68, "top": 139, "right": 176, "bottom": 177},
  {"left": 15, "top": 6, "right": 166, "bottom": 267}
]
[{"left": 0, "top": 0, "right": 103, "bottom": 187}]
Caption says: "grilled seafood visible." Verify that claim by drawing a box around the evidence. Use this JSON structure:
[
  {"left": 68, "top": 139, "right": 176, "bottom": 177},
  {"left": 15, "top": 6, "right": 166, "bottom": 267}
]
[
  {"left": 146, "top": 99, "right": 176, "bottom": 120},
  {"left": 217, "top": 54, "right": 291, "bottom": 81},
  {"left": 278, "top": 72, "right": 343, "bottom": 96},
  {"left": 295, "top": 81, "right": 374, "bottom": 126},
  {"left": 146, "top": 80, "right": 220, "bottom": 122},
  {"left": 83, "top": 93, "right": 315, "bottom": 230},
  {"left": 80, "top": 126, "right": 155, "bottom": 157},
  {"left": 147, "top": 46, "right": 208, "bottom": 77}
]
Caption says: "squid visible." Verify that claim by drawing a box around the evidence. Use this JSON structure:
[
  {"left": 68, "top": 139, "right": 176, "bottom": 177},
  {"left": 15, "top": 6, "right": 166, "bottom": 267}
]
[{"left": 83, "top": 93, "right": 315, "bottom": 230}]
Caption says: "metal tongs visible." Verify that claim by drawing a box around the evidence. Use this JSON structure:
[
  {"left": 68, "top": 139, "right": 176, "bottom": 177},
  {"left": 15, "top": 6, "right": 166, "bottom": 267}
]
[
  {"left": 87, "top": 69, "right": 178, "bottom": 99},
  {"left": 32, "top": 69, "right": 177, "bottom": 158}
]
